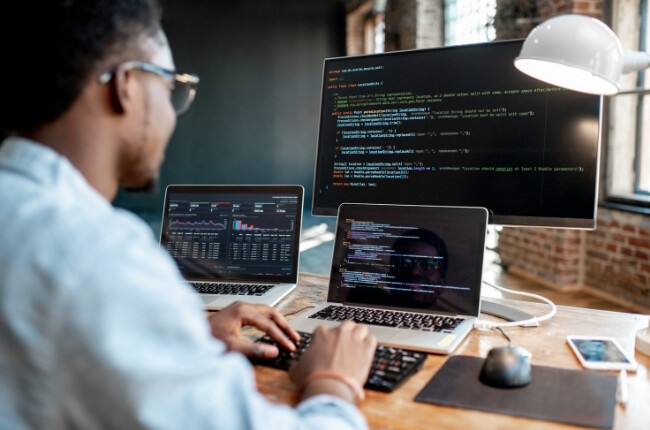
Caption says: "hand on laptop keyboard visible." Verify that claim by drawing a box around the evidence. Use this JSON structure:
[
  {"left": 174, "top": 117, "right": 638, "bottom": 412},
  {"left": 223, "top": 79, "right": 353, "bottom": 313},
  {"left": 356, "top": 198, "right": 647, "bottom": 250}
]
[
  {"left": 286, "top": 323, "right": 377, "bottom": 403},
  {"left": 251, "top": 329, "right": 427, "bottom": 392},
  {"left": 207, "top": 301, "right": 300, "bottom": 358}
]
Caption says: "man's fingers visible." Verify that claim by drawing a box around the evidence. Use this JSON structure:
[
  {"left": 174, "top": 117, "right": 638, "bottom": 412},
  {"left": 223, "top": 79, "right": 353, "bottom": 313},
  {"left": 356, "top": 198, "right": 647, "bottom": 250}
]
[
  {"left": 215, "top": 302, "right": 299, "bottom": 353},
  {"left": 271, "top": 312, "right": 301, "bottom": 342},
  {"left": 350, "top": 321, "right": 369, "bottom": 340},
  {"left": 226, "top": 336, "right": 280, "bottom": 359},
  {"left": 264, "top": 323, "right": 297, "bottom": 351},
  {"left": 239, "top": 305, "right": 299, "bottom": 351}
]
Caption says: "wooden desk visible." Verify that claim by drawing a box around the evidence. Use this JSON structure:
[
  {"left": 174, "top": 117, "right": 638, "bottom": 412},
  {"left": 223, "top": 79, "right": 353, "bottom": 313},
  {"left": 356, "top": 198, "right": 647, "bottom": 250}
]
[{"left": 253, "top": 273, "right": 650, "bottom": 430}]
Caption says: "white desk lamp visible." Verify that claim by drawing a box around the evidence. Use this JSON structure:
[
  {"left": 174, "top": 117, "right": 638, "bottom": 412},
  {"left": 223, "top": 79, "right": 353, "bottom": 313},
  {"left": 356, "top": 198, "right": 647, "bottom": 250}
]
[
  {"left": 514, "top": 14, "right": 650, "bottom": 95},
  {"left": 513, "top": 13, "right": 650, "bottom": 356}
]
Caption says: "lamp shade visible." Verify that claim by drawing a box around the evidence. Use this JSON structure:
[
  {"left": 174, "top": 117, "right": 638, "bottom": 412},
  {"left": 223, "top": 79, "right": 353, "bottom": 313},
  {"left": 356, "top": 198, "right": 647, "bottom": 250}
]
[{"left": 514, "top": 14, "right": 624, "bottom": 95}]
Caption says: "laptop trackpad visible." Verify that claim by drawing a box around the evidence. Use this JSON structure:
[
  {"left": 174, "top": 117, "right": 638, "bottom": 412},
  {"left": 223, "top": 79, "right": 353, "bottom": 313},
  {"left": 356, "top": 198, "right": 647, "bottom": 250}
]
[
  {"left": 391, "top": 330, "right": 456, "bottom": 350},
  {"left": 201, "top": 294, "right": 228, "bottom": 308},
  {"left": 366, "top": 325, "right": 405, "bottom": 341},
  {"left": 201, "top": 294, "right": 216, "bottom": 305}
]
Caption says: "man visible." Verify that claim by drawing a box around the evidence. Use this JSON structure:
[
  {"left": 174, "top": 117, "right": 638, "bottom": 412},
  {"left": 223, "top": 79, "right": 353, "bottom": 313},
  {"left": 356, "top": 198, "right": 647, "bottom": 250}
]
[
  {"left": 390, "top": 228, "right": 449, "bottom": 306},
  {"left": 0, "top": 1, "right": 376, "bottom": 429}
]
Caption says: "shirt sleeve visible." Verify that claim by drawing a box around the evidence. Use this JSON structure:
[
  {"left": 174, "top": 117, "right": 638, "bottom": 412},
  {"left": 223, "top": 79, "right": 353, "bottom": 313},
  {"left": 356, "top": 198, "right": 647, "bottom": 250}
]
[{"left": 50, "top": 210, "right": 368, "bottom": 430}]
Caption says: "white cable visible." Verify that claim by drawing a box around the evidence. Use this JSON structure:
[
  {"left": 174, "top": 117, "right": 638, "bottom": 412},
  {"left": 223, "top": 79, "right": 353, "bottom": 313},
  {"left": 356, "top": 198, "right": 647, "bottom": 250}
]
[{"left": 473, "top": 279, "right": 557, "bottom": 330}]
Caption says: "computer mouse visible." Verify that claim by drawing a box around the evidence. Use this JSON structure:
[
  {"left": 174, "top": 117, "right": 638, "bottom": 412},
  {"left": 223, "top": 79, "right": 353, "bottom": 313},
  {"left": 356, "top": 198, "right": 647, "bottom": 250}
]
[{"left": 479, "top": 345, "right": 532, "bottom": 388}]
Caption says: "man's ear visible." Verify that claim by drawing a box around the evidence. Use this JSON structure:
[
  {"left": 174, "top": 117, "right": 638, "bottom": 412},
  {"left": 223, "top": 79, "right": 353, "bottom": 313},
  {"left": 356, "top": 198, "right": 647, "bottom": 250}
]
[{"left": 108, "top": 65, "right": 132, "bottom": 114}]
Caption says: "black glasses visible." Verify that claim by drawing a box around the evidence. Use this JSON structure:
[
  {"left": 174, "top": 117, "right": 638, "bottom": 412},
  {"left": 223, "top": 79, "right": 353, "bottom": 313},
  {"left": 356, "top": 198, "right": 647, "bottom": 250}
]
[
  {"left": 393, "top": 256, "right": 441, "bottom": 272},
  {"left": 99, "top": 61, "right": 199, "bottom": 115}
]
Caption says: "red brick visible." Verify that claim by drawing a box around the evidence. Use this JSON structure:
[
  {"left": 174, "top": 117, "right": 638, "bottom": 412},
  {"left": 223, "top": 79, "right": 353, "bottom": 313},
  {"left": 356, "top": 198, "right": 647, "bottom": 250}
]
[
  {"left": 621, "top": 247, "right": 634, "bottom": 257},
  {"left": 629, "top": 237, "right": 650, "bottom": 248},
  {"left": 586, "top": 250, "right": 609, "bottom": 260},
  {"left": 622, "top": 224, "right": 637, "bottom": 233},
  {"left": 635, "top": 250, "right": 649, "bottom": 260}
]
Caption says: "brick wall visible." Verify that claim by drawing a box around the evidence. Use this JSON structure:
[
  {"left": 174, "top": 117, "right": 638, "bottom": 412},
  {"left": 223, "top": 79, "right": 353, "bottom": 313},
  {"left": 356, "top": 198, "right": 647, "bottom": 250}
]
[
  {"left": 499, "top": 207, "right": 650, "bottom": 311},
  {"left": 536, "top": 0, "right": 605, "bottom": 18},
  {"left": 494, "top": 0, "right": 606, "bottom": 38},
  {"left": 585, "top": 209, "right": 650, "bottom": 309},
  {"left": 498, "top": 228, "right": 585, "bottom": 288}
]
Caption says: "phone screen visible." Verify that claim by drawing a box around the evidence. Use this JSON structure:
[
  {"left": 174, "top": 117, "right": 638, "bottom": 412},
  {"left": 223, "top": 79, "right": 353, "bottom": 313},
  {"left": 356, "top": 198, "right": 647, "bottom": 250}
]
[{"left": 571, "top": 338, "right": 631, "bottom": 364}]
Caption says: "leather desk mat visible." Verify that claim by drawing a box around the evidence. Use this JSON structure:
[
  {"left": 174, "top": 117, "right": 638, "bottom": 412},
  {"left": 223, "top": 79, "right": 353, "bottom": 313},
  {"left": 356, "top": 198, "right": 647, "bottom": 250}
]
[{"left": 415, "top": 355, "right": 617, "bottom": 428}]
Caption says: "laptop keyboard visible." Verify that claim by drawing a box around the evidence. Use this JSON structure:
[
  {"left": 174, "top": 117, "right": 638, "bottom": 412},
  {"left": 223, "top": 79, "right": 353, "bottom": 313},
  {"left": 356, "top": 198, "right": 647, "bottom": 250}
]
[
  {"left": 251, "top": 331, "right": 427, "bottom": 392},
  {"left": 308, "top": 304, "right": 463, "bottom": 333},
  {"left": 190, "top": 282, "right": 273, "bottom": 296}
]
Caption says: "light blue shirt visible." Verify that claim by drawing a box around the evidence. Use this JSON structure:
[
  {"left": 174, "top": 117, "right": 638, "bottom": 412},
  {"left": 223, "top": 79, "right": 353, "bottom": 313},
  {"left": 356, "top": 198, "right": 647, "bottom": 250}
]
[{"left": 0, "top": 137, "right": 367, "bottom": 430}]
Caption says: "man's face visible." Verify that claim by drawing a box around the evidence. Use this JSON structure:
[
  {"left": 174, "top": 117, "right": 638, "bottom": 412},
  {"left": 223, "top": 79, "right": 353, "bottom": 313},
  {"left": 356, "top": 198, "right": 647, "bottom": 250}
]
[
  {"left": 392, "top": 241, "right": 445, "bottom": 286},
  {"left": 119, "top": 33, "right": 177, "bottom": 193}
]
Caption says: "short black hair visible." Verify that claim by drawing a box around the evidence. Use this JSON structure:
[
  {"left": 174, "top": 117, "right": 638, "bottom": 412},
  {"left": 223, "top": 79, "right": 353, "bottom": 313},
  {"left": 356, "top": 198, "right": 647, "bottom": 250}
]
[
  {"left": 391, "top": 228, "right": 449, "bottom": 278},
  {"left": 0, "top": 0, "right": 163, "bottom": 134}
]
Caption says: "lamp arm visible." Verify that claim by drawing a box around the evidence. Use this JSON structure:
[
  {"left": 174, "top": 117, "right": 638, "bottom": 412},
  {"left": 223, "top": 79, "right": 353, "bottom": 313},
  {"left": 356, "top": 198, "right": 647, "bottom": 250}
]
[
  {"left": 616, "top": 87, "right": 650, "bottom": 96},
  {"left": 622, "top": 51, "right": 650, "bottom": 74}
]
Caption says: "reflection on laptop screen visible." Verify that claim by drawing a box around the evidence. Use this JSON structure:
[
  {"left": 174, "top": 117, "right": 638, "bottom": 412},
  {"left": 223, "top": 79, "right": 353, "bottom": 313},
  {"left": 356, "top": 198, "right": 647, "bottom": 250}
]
[
  {"left": 161, "top": 186, "right": 302, "bottom": 282},
  {"left": 329, "top": 204, "right": 486, "bottom": 316}
]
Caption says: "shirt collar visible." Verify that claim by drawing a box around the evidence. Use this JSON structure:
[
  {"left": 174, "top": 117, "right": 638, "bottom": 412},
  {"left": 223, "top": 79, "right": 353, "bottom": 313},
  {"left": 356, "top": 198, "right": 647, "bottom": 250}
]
[{"left": 0, "top": 136, "right": 105, "bottom": 204}]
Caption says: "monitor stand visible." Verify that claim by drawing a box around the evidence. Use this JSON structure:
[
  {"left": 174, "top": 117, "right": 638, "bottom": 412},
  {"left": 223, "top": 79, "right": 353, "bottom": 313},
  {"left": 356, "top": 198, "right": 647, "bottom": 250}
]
[{"left": 480, "top": 299, "right": 539, "bottom": 327}]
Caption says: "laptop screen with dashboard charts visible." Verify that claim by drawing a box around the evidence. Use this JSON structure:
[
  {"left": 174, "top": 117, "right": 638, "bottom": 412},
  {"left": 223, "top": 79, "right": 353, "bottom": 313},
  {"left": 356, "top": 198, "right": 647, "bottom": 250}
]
[{"left": 159, "top": 184, "right": 304, "bottom": 310}]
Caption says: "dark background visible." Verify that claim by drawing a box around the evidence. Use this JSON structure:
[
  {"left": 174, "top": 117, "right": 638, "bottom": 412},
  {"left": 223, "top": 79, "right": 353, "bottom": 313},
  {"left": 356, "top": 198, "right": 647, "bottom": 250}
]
[{"left": 113, "top": 0, "right": 346, "bottom": 233}]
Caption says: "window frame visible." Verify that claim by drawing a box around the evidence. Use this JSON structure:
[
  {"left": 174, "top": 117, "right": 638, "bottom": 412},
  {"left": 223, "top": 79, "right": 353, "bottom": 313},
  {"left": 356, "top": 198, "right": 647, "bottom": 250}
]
[
  {"left": 444, "top": 0, "right": 496, "bottom": 46},
  {"left": 603, "top": 0, "right": 650, "bottom": 213}
]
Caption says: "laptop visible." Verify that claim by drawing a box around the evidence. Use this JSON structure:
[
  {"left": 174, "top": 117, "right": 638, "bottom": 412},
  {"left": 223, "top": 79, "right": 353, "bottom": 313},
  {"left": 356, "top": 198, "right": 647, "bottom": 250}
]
[
  {"left": 160, "top": 184, "right": 304, "bottom": 310},
  {"left": 290, "top": 203, "right": 488, "bottom": 354}
]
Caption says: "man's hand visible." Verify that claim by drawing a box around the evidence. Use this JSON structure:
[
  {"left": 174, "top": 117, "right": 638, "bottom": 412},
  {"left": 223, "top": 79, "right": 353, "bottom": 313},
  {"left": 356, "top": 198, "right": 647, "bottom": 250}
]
[
  {"left": 208, "top": 301, "right": 301, "bottom": 358},
  {"left": 289, "top": 321, "right": 377, "bottom": 402}
]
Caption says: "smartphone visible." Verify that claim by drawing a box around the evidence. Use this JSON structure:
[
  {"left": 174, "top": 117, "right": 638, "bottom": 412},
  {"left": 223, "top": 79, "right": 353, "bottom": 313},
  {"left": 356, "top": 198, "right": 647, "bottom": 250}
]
[{"left": 566, "top": 335, "right": 638, "bottom": 371}]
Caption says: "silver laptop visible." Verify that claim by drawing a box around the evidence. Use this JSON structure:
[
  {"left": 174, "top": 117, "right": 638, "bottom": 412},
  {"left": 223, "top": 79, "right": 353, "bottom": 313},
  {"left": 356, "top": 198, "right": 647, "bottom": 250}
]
[
  {"left": 290, "top": 203, "right": 488, "bottom": 354},
  {"left": 160, "top": 184, "right": 303, "bottom": 310}
]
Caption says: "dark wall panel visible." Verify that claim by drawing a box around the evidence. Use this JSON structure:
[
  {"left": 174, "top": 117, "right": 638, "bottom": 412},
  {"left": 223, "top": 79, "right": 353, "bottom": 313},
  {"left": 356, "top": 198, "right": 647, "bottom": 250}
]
[{"left": 114, "top": 0, "right": 345, "bottom": 222}]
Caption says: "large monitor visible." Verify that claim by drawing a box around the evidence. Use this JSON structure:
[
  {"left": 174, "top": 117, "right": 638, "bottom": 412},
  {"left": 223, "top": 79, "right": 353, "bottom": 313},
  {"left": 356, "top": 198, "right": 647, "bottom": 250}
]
[{"left": 312, "top": 39, "right": 602, "bottom": 228}]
